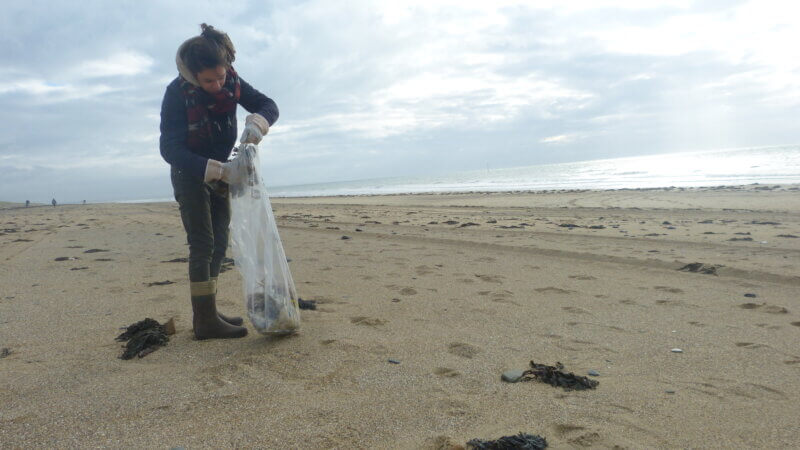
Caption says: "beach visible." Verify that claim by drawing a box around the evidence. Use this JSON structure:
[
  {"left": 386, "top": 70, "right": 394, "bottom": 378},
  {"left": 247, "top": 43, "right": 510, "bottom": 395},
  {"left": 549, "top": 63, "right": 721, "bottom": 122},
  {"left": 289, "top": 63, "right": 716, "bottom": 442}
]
[{"left": 1, "top": 185, "right": 799, "bottom": 448}]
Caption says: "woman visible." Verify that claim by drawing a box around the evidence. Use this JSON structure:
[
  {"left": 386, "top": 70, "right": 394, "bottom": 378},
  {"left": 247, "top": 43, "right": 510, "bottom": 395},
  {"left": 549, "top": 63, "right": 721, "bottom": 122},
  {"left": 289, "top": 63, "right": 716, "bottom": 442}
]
[{"left": 160, "top": 24, "right": 278, "bottom": 340}]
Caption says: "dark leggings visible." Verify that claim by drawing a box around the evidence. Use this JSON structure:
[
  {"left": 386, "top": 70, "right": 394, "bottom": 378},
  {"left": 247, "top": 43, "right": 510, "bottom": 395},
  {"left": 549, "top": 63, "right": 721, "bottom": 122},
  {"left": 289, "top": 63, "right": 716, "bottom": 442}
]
[{"left": 171, "top": 167, "right": 230, "bottom": 283}]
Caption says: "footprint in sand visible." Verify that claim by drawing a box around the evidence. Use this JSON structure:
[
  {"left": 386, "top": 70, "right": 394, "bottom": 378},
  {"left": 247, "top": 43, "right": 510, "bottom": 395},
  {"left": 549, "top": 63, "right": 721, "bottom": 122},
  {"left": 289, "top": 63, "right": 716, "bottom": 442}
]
[
  {"left": 433, "top": 367, "right": 460, "bottom": 377},
  {"left": 568, "top": 275, "right": 597, "bottom": 280},
  {"left": 350, "top": 316, "right": 386, "bottom": 326},
  {"left": 448, "top": 342, "right": 480, "bottom": 359},
  {"left": 562, "top": 306, "right": 591, "bottom": 314},
  {"left": 738, "top": 303, "right": 789, "bottom": 314},
  {"left": 399, "top": 287, "right": 417, "bottom": 295},
  {"left": 654, "top": 286, "right": 684, "bottom": 294},
  {"left": 474, "top": 274, "right": 504, "bottom": 283},
  {"left": 415, "top": 265, "right": 435, "bottom": 276},
  {"left": 735, "top": 342, "right": 769, "bottom": 349},
  {"left": 535, "top": 287, "right": 576, "bottom": 294},
  {"left": 489, "top": 290, "right": 518, "bottom": 305}
]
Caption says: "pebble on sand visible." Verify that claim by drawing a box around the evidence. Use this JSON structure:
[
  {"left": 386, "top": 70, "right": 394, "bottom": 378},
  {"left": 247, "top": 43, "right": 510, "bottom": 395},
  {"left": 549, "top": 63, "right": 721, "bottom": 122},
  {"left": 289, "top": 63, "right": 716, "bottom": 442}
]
[{"left": 501, "top": 369, "right": 525, "bottom": 383}]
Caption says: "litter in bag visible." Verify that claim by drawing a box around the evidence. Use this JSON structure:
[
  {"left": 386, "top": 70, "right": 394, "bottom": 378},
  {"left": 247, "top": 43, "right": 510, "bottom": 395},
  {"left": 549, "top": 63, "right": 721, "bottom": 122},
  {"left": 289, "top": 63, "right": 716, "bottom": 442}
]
[{"left": 227, "top": 143, "right": 300, "bottom": 335}]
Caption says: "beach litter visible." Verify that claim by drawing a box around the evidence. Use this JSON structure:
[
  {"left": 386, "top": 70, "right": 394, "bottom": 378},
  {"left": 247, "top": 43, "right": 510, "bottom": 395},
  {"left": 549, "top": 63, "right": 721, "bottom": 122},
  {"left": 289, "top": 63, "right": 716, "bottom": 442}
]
[
  {"left": 467, "top": 432, "right": 548, "bottom": 449},
  {"left": 519, "top": 361, "right": 599, "bottom": 391},
  {"left": 678, "top": 262, "right": 719, "bottom": 275},
  {"left": 671, "top": 348, "right": 683, "bottom": 353},
  {"left": 116, "top": 318, "right": 174, "bottom": 360},
  {"left": 229, "top": 144, "right": 300, "bottom": 335},
  {"left": 297, "top": 298, "right": 317, "bottom": 310}
]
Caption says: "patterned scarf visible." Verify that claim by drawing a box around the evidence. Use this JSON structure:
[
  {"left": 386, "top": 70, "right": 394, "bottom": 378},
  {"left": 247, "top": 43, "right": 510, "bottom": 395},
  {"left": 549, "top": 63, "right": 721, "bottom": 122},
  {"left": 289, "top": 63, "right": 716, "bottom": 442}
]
[{"left": 180, "top": 67, "right": 241, "bottom": 149}]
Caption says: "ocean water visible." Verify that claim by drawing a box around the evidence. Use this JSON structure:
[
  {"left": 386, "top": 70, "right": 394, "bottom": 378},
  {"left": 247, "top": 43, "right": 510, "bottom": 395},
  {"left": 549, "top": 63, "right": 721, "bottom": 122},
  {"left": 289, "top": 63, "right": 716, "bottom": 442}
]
[{"left": 267, "top": 145, "right": 800, "bottom": 197}]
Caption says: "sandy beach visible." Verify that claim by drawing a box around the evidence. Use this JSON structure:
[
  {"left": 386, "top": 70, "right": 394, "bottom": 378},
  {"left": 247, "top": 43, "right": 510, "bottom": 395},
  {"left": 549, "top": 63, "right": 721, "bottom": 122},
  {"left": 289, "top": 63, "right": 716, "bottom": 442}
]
[{"left": 1, "top": 185, "right": 799, "bottom": 448}]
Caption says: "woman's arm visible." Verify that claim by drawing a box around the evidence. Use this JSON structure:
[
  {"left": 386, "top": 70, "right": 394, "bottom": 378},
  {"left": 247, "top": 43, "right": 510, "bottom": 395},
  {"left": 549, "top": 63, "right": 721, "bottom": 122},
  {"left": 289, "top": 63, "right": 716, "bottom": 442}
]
[{"left": 159, "top": 80, "right": 208, "bottom": 179}]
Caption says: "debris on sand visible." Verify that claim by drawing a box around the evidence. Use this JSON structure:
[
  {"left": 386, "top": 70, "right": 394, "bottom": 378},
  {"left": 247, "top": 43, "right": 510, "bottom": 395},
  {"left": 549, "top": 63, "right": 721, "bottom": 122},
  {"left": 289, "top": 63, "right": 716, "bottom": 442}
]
[
  {"left": 298, "top": 298, "right": 317, "bottom": 310},
  {"left": 467, "top": 432, "right": 548, "bottom": 449},
  {"left": 147, "top": 280, "right": 175, "bottom": 287},
  {"left": 520, "top": 361, "right": 599, "bottom": 391},
  {"left": 116, "top": 318, "right": 172, "bottom": 360},
  {"left": 678, "top": 262, "right": 719, "bottom": 275}
]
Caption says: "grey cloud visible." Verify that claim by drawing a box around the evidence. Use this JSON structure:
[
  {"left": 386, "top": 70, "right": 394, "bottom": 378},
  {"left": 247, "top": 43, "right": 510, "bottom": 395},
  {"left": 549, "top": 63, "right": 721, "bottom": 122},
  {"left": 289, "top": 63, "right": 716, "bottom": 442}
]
[{"left": 0, "top": 1, "right": 797, "bottom": 202}]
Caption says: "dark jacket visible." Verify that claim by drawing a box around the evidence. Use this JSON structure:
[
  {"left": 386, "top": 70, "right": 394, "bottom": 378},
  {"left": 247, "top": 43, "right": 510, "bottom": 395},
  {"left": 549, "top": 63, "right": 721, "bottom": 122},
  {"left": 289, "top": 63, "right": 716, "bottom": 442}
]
[{"left": 159, "top": 75, "right": 279, "bottom": 179}]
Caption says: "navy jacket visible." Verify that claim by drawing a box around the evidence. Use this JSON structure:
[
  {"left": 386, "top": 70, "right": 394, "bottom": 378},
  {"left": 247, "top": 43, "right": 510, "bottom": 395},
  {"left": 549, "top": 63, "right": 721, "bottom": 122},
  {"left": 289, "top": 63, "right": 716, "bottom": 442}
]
[{"left": 159, "top": 75, "right": 279, "bottom": 179}]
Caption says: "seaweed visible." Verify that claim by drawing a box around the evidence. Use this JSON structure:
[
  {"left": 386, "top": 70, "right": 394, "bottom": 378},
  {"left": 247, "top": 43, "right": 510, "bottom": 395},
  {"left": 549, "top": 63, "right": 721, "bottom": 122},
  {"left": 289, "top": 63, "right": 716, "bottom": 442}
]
[
  {"left": 116, "top": 318, "right": 169, "bottom": 360},
  {"left": 467, "top": 432, "right": 548, "bottom": 449},
  {"left": 521, "top": 361, "right": 598, "bottom": 391}
]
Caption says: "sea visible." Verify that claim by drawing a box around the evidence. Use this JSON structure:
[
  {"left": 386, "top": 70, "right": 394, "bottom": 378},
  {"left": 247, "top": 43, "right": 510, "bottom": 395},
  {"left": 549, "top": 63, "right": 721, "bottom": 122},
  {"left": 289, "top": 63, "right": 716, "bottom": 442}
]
[
  {"left": 265, "top": 145, "right": 800, "bottom": 198},
  {"left": 118, "top": 145, "right": 800, "bottom": 203}
]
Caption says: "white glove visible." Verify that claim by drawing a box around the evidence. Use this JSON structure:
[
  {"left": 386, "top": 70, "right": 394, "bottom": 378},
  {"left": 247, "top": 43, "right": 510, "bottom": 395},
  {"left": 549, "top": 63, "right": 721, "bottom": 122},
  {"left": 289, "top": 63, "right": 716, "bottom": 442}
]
[
  {"left": 204, "top": 159, "right": 225, "bottom": 183},
  {"left": 204, "top": 155, "right": 252, "bottom": 185},
  {"left": 239, "top": 113, "right": 269, "bottom": 145}
]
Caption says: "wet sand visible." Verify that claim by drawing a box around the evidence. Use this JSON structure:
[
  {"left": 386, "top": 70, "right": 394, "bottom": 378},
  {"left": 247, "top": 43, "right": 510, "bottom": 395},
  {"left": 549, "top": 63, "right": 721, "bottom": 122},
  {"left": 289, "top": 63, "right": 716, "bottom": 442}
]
[{"left": 1, "top": 185, "right": 799, "bottom": 448}]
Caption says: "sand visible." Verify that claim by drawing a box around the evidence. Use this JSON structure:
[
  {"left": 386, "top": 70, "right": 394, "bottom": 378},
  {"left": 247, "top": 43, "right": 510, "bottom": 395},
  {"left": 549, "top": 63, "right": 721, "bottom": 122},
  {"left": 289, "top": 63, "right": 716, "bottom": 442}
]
[{"left": 1, "top": 185, "right": 799, "bottom": 448}]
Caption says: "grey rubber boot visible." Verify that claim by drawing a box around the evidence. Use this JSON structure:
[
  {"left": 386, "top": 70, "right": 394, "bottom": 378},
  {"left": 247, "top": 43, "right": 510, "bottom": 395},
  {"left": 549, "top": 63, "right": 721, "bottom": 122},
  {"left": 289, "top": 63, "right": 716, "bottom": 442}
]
[
  {"left": 210, "top": 277, "right": 244, "bottom": 326},
  {"left": 191, "top": 281, "right": 247, "bottom": 340}
]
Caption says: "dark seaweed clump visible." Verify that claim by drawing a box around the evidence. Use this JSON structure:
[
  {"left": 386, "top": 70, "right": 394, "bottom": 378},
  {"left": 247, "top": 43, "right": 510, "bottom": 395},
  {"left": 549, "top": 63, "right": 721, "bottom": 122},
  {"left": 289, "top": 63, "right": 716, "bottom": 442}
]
[
  {"left": 116, "top": 318, "right": 169, "bottom": 360},
  {"left": 521, "top": 361, "right": 598, "bottom": 391},
  {"left": 467, "top": 432, "right": 548, "bottom": 449}
]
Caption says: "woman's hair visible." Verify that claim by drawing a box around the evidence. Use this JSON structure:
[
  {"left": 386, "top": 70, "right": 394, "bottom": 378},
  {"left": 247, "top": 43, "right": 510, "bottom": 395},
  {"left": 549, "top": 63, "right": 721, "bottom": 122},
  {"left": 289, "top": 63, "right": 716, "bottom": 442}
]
[{"left": 180, "top": 24, "right": 236, "bottom": 75}]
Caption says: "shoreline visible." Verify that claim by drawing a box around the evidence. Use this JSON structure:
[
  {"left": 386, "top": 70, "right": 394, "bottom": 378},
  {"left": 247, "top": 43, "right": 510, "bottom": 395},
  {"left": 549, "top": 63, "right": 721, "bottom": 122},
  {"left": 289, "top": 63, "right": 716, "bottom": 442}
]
[{"left": 3, "top": 182, "right": 799, "bottom": 208}]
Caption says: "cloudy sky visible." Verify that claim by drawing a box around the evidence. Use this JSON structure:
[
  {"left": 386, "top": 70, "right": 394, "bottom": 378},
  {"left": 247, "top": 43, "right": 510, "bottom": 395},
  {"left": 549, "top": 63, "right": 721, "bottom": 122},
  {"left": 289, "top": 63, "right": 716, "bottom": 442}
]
[{"left": 2, "top": 0, "right": 799, "bottom": 202}]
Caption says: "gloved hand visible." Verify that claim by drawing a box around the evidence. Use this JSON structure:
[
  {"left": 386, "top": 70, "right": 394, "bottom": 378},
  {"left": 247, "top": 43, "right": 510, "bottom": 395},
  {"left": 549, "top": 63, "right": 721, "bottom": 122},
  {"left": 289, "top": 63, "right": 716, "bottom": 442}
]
[
  {"left": 204, "top": 156, "right": 251, "bottom": 185},
  {"left": 239, "top": 113, "right": 269, "bottom": 145}
]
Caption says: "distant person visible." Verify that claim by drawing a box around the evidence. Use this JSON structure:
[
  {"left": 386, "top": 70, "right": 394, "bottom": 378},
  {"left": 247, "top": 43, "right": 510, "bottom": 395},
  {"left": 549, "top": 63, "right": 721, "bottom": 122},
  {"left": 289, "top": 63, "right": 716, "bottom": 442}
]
[
  {"left": 160, "top": 24, "right": 277, "bottom": 340},
  {"left": 51, "top": 198, "right": 57, "bottom": 207},
  {"left": 25, "top": 200, "right": 30, "bottom": 207},
  {"left": 82, "top": 200, "right": 86, "bottom": 205}
]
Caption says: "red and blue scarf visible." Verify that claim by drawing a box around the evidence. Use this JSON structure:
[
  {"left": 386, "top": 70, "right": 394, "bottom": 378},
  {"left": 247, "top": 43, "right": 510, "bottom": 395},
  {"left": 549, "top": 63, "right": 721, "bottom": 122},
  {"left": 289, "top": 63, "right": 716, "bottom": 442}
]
[{"left": 180, "top": 68, "right": 241, "bottom": 149}]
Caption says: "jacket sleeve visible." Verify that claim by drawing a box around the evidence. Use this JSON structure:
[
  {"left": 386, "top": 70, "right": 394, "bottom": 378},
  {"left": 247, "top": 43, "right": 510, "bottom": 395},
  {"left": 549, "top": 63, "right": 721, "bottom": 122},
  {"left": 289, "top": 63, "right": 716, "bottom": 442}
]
[
  {"left": 159, "top": 82, "right": 208, "bottom": 179},
  {"left": 238, "top": 77, "right": 279, "bottom": 126}
]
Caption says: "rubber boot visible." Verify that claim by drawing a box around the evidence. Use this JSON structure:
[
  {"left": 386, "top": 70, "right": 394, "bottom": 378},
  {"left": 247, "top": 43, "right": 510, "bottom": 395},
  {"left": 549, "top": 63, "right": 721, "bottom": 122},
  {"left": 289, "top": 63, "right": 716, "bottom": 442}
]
[
  {"left": 210, "top": 277, "right": 244, "bottom": 326},
  {"left": 191, "top": 281, "right": 247, "bottom": 340}
]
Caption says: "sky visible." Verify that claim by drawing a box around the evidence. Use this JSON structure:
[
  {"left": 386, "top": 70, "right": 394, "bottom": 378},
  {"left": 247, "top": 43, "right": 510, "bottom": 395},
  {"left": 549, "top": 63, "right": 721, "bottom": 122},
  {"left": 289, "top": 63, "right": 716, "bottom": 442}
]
[{"left": 1, "top": 0, "right": 799, "bottom": 202}]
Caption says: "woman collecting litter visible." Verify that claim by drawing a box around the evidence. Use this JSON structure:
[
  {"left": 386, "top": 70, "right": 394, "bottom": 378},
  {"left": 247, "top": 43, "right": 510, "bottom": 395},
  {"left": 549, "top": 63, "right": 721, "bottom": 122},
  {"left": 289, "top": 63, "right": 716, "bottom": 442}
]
[{"left": 160, "top": 24, "right": 278, "bottom": 339}]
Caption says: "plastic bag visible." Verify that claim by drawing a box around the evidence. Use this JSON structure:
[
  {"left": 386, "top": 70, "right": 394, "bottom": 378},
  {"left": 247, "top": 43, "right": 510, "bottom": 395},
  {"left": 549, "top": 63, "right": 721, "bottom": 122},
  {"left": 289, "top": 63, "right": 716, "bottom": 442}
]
[{"left": 228, "top": 143, "right": 300, "bottom": 335}]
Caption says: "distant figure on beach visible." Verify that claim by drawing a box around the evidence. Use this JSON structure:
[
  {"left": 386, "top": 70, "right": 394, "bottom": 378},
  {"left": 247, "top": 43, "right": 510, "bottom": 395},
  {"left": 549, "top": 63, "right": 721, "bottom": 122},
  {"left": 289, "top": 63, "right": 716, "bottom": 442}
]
[
  {"left": 159, "top": 24, "right": 277, "bottom": 340},
  {"left": 51, "top": 198, "right": 57, "bottom": 207},
  {"left": 82, "top": 200, "right": 86, "bottom": 205},
  {"left": 25, "top": 200, "right": 30, "bottom": 207}
]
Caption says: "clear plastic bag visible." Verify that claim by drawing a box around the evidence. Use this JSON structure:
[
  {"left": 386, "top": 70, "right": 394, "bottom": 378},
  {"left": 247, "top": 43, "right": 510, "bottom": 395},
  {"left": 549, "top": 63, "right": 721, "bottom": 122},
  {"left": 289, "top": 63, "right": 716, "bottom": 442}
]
[{"left": 228, "top": 143, "right": 300, "bottom": 335}]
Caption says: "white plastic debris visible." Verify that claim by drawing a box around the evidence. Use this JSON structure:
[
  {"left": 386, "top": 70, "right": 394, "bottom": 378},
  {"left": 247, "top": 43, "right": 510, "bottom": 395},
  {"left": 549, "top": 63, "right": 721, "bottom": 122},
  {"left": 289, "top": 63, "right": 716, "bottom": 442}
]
[
  {"left": 671, "top": 348, "right": 683, "bottom": 353},
  {"left": 228, "top": 143, "right": 300, "bottom": 335}
]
